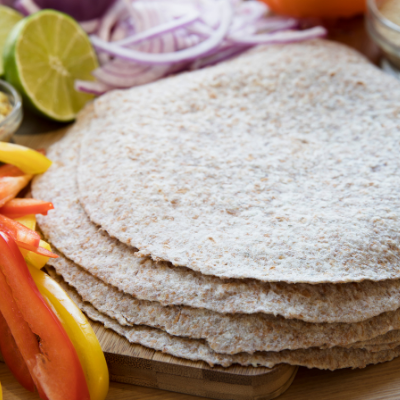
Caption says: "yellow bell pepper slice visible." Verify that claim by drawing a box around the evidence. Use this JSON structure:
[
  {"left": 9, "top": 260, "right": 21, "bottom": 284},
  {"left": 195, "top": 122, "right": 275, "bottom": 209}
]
[
  {"left": 28, "top": 265, "right": 109, "bottom": 400},
  {"left": 20, "top": 240, "right": 52, "bottom": 269},
  {"left": 0, "top": 143, "right": 52, "bottom": 175},
  {"left": 0, "top": 380, "right": 2, "bottom": 400},
  {"left": 13, "top": 214, "right": 36, "bottom": 231}
]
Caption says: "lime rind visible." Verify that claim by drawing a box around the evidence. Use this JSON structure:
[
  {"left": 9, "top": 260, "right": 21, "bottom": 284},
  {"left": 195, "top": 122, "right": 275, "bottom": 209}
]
[{"left": 0, "top": 5, "right": 23, "bottom": 76}]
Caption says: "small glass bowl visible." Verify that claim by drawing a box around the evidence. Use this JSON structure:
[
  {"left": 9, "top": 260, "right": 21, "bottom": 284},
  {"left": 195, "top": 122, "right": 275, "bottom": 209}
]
[
  {"left": 366, "top": 0, "right": 400, "bottom": 77},
  {"left": 0, "top": 80, "right": 23, "bottom": 142}
]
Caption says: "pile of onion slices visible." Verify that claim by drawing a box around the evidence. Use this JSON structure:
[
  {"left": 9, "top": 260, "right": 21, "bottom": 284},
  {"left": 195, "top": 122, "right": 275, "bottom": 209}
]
[{"left": 15, "top": 0, "right": 326, "bottom": 95}]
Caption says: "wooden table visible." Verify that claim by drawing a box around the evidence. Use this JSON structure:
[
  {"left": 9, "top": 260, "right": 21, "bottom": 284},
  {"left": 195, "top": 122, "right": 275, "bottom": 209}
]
[{"left": 3, "top": 15, "right": 399, "bottom": 400}]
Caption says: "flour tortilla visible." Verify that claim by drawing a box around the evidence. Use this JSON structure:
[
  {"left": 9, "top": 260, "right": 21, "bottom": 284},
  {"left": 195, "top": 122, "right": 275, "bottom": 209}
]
[
  {"left": 32, "top": 104, "right": 400, "bottom": 323},
  {"left": 53, "top": 271, "right": 400, "bottom": 370},
  {"left": 47, "top": 252, "right": 400, "bottom": 354},
  {"left": 78, "top": 40, "right": 400, "bottom": 283}
]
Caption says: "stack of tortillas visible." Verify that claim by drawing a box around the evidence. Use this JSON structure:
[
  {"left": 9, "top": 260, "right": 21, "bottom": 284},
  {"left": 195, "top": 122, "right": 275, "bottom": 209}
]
[{"left": 32, "top": 39, "right": 400, "bottom": 371}]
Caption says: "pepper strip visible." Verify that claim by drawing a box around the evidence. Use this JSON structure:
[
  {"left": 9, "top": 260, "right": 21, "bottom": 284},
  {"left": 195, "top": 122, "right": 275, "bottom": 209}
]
[
  {"left": 0, "top": 175, "right": 33, "bottom": 208},
  {"left": 20, "top": 240, "right": 53, "bottom": 269},
  {"left": 0, "top": 264, "right": 48, "bottom": 400},
  {"left": 29, "top": 266, "right": 110, "bottom": 400},
  {"left": 0, "top": 311, "right": 35, "bottom": 392},
  {"left": 16, "top": 241, "right": 59, "bottom": 259},
  {"left": 0, "top": 214, "right": 40, "bottom": 247},
  {"left": 0, "top": 143, "right": 52, "bottom": 175},
  {"left": 0, "top": 198, "right": 54, "bottom": 219},
  {"left": 0, "top": 232, "right": 90, "bottom": 400}
]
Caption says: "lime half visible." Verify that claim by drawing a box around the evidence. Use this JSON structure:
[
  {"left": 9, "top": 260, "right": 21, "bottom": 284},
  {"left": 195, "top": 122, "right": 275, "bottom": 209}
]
[
  {"left": 3, "top": 10, "right": 98, "bottom": 121},
  {"left": 0, "top": 6, "right": 23, "bottom": 76}
]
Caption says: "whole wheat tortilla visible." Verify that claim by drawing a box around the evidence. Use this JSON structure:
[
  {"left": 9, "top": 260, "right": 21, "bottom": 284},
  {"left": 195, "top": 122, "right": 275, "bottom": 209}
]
[
  {"left": 32, "top": 104, "right": 400, "bottom": 324},
  {"left": 78, "top": 40, "right": 400, "bottom": 283},
  {"left": 54, "top": 271, "right": 400, "bottom": 370},
  {"left": 47, "top": 252, "right": 400, "bottom": 354}
]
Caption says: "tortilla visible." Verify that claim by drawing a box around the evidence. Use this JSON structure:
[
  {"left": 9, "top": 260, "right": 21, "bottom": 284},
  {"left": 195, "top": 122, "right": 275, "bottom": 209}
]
[
  {"left": 54, "top": 270, "right": 400, "bottom": 370},
  {"left": 78, "top": 40, "right": 400, "bottom": 283},
  {"left": 32, "top": 104, "right": 400, "bottom": 323},
  {"left": 47, "top": 252, "right": 400, "bottom": 354}
]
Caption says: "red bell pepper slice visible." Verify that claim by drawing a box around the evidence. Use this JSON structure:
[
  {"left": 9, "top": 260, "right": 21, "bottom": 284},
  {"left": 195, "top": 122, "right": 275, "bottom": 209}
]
[
  {"left": 0, "top": 265, "right": 48, "bottom": 400},
  {"left": 0, "top": 311, "right": 35, "bottom": 393},
  {"left": 0, "top": 175, "right": 33, "bottom": 207},
  {"left": 0, "top": 164, "right": 25, "bottom": 177},
  {"left": 0, "top": 232, "right": 90, "bottom": 400},
  {"left": 0, "top": 198, "right": 55, "bottom": 219},
  {"left": 16, "top": 241, "right": 59, "bottom": 259},
  {"left": 0, "top": 214, "right": 40, "bottom": 248}
]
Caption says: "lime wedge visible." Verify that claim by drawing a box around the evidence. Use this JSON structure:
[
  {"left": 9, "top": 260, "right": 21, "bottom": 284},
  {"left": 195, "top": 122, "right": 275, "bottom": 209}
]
[
  {"left": 0, "top": 6, "right": 23, "bottom": 76},
  {"left": 3, "top": 10, "right": 98, "bottom": 122}
]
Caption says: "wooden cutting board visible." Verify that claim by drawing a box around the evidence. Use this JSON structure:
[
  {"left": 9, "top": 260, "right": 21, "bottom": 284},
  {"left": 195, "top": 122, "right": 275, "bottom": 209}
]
[{"left": 91, "top": 321, "right": 298, "bottom": 400}]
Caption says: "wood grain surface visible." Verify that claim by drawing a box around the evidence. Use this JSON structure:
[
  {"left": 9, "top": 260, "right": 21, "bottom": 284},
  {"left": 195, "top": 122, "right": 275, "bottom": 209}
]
[
  {"left": 90, "top": 316, "right": 298, "bottom": 400},
  {"left": 3, "top": 355, "right": 400, "bottom": 400}
]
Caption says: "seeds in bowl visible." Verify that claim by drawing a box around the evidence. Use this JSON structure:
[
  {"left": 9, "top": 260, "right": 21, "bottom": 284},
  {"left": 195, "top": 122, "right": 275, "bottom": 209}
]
[{"left": 0, "top": 91, "right": 12, "bottom": 122}]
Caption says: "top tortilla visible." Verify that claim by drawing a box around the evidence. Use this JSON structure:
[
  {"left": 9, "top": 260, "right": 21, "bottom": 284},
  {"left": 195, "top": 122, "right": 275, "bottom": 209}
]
[
  {"left": 32, "top": 105, "right": 400, "bottom": 323},
  {"left": 78, "top": 39, "right": 400, "bottom": 283}
]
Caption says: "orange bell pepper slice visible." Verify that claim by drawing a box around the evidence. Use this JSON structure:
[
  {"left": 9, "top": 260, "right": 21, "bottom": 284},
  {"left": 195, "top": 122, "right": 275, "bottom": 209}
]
[
  {"left": 0, "top": 198, "right": 54, "bottom": 219},
  {"left": 17, "top": 240, "right": 59, "bottom": 259},
  {"left": 0, "top": 232, "right": 90, "bottom": 400},
  {"left": 0, "top": 175, "right": 33, "bottom": 208},
  {"left": 0, "top": 311, "right": 35, "bottom": 392},
  {"left": 0, "top": 214, "right": 40, "bottom": 248}
]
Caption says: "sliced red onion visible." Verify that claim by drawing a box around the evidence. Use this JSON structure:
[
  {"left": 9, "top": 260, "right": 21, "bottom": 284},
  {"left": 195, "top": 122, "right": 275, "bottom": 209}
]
[
  {"left": 74, "top": 80, "right": 113, "bottom": 95},
  {"left": 95, "top": 26, "right": 176, "bottom": 87},
  {"left": 8, "top": 0, "right": 330, "bottom": 98},
  {"left": 110, "top": 18, "right": 132, "bottom": 41},
  {"left": 228, "top": 26, "right": 327, "bottom": 45},
  {"left": 14, "top": 0, "right": 40, "bottom": 15},
  {"left": 95, "top": 64, "right": 169, "bottom": 87},
  {"left": 71, "top": 0, "right": 328, "bottom": 96},
  {"left": 100, "top": 58, "right": 146, "bottom": 74},
  {"left": 90, "top": 0, "right": 233, "bottom": 65},
  {"left": 187, "top": 21, "right": 214, "bottom": 38},
  {"left": 230, "top": 1, "right": 268, "bottom": 31},
  {"left": 98, "top": 0, "right": 126, "bottom": 42},
  {"left": 254, "top": 17, "right": 298, "bottom": 33},
  {"left": 114, "top": 11, "right": 199, "bottom": 47},
  {"left": 93, "top": 38, "right": 159, "bottom": 84},
  {"left": 190, "top": 44, "right": 250, "bottom": 70},
  {"left": 80, "top": 19, "right": 100, "bottom": 34},
  {"left": 94, "top": 63, "right": 148, "bottom": 81},
  {"left": 96, "top": 0, "right": 126, "bottom": 64}
]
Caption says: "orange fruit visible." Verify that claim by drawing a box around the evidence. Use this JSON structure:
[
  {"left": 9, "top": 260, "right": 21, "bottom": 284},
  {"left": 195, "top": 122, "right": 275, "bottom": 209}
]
[{"left": 260, "top": 0, "right": 366, "bottom": 18}]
